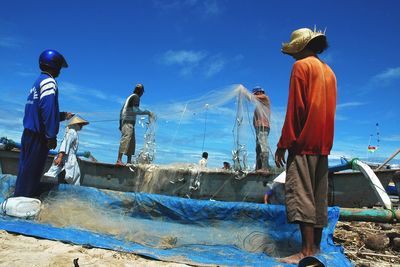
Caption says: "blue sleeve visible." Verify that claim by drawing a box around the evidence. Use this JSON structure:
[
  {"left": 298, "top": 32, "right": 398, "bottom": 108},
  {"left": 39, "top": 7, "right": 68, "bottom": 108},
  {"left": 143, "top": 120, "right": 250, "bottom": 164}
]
[
  {"left": 39, "top": 80, "right": 60, "bottom": 139},
  {"left": 265, "top": 190, "right": 273, "bottom": 196}
]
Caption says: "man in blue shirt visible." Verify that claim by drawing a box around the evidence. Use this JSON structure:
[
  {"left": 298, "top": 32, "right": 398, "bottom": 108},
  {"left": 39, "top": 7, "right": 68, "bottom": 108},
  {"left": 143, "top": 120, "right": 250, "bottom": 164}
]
[{"left": 14, "top": 50, "right": 74, "bottom": 197}]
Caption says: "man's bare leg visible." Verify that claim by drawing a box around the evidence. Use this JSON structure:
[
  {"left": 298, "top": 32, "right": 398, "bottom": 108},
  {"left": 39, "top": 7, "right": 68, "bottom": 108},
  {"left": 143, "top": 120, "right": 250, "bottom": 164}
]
[
  {"left": 116, "top": 152, "right": 125, "bottom": 166},
  {"left": 313, "top": 227, "right": 323, "bottom": 254},
  {"left": 277, "top": 222, "right": 315, "bottom": 264}
]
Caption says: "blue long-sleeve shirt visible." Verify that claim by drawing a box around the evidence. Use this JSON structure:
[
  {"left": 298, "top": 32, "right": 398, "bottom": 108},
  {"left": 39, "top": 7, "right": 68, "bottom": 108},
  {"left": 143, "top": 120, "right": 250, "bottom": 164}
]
[{"left": 23, "top": 73, "right": 64, "bottom": 139}]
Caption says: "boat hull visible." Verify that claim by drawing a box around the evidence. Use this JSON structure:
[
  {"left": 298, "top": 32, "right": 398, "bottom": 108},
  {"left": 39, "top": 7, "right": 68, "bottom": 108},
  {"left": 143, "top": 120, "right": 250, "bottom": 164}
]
[{"left": 0, "top": 150, "right": 398, "bottom": 208}]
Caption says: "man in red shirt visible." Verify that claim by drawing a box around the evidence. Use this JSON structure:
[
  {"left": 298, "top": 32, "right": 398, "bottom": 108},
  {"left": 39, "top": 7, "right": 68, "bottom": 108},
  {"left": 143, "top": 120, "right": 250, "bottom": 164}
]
[
  {"left": 252, "top": 86, "right": 271, "bottom": 172},
  {"left": 275, "top": 28, "right": 337, "bottom": 264}
]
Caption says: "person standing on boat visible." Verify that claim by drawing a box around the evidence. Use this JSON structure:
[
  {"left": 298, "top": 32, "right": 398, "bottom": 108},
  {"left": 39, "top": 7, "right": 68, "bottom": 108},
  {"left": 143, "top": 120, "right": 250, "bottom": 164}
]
[
  {"left": 274, "top": 28, "right": 337, "bottom": 264},
  {"left": 14, "top": 49, "right": 74, "bottom": 197},
  {"left": 252, "top": 86, "right": 271, "bottom": 173},
  {"left": 44, "top": 116, "right": 89, "bottom": 185},
  {"left": 116, "top": 84, "right": 153, "bottom": 166},
  {"left": 199, "top": 152, "right": 208, "bottom": 169}
]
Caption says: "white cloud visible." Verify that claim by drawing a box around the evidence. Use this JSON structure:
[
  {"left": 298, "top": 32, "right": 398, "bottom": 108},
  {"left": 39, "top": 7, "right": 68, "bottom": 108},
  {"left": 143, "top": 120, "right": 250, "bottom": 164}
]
[
  {"left": 382, "top": 135, "right": 400, "bottom": 142},
  {"left": 373, "top": 67, "right": 400, "bottom": 82},
  {"left": 60, "top": 81, "right": 122, "bottom": 104},
  {"left": 160, "top": 50, "right": 231, "bottom": 77},
  {"left": 356, "top": 66, "right": 400, "bottom": 95},
  {"left": 203, "top": 0, "right": 221, "bottom": 15},
  {"left": 336, "top": 101, "right": 365, "bottom": 110},
  {"left": 334, "top": 114, "right": 348, "bottom": 121},
  {"left": 162, "top": 50, "right": 207, "bottom": 65},
  {"left": 205, "top": 58, "right": 225, "bottom": 77},
  {"left": 0, "top": 117, "right": 23, "bottom": 128},
  {"left": 153, "top": 0, "right": 197, "bottom": 10},
  {"left": 16, "top": 71, "right": 36, "bottom": 77},
  {"left": 152, "top": 0, "right": 221, "bottom": 16},
  {"left": 0, "top": 35, "right": 21, "bottom": 48}
]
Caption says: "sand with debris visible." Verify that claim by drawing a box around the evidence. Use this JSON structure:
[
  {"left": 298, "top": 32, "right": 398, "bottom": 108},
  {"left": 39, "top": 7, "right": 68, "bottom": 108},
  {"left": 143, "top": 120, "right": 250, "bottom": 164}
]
[
  {"left": 2, "top": 221, "right": 400, "bottom": 267},
  {"left": 0, "top": 230, "right": 190, "bottom": 267},
  {"left": 334, "top": 221, "right": 400, "bottom": 267}
]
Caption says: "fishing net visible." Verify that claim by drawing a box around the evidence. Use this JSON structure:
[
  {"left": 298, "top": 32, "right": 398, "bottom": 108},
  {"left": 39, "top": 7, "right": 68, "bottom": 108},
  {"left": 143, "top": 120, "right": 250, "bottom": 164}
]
[
  {"left": 37, "top": 188, "right": 278, "bottom": 254},
  {"left": 150, "top": 84, "right": 273, "bottom": 169},
  {"left": 0, "top": 175, "right": 352, "bottom": 267},
  {"left": 71, "top": 84, "right": 275, "bottom": 169}
]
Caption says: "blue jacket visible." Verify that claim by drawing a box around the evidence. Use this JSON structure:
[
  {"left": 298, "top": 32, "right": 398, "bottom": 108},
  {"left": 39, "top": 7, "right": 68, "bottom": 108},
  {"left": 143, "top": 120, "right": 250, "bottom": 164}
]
[{"left": 23, "top": 73, "right": 64, "bottom": 139}]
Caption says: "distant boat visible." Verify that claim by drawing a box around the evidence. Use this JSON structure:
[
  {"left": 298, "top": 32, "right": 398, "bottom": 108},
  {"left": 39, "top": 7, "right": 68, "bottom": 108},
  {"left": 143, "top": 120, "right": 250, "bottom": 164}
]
[{"left": 0, "top": 148, "right": 398, "bottom": 209}]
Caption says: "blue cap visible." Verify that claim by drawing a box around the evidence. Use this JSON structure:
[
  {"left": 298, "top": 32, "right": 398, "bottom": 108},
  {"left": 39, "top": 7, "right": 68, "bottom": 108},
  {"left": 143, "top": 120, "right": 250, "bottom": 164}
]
[
  {"left": 39, "top": 49, "right": 68, "bottom": 70},
  {"left": 252, "top": 86, "right": 264, "bottom": 94}
]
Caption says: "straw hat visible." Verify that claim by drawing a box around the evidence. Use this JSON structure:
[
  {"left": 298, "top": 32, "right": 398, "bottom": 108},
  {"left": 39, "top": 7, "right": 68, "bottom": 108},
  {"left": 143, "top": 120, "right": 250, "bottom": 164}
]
[
  {"left": 281, "top": 27, "right": 326, "bottom": 55},
  {"left": 68, "top": 115, "right": 89, "bottom": 126}
]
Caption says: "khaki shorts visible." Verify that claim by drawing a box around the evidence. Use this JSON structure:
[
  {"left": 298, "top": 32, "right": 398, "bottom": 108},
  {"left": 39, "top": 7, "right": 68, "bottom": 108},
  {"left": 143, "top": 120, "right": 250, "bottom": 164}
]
[
  {"left": 118, "top": 123, "right": 135, "bottom": 156},
  {"left": 285, "top": 154, "right": 328, "bottom": 227}
]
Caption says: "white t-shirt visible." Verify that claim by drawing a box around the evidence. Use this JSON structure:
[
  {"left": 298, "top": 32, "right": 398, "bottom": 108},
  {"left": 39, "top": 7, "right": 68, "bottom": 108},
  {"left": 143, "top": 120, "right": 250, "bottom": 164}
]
[{"left": 199, "top": 158, "right": 207, "bottom": 169}]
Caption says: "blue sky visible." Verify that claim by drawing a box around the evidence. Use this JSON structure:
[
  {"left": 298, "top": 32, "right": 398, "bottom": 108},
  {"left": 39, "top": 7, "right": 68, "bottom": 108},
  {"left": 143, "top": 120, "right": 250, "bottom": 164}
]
[{"left": 1, "top": 0, "right": 399, "bottom": 168}]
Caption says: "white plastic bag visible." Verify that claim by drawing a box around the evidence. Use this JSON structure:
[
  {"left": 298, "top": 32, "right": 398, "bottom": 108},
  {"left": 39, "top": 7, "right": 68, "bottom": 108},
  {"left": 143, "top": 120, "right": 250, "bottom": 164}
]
[{"left": 1, "top": 197, "right": 41, "bottom": 218}]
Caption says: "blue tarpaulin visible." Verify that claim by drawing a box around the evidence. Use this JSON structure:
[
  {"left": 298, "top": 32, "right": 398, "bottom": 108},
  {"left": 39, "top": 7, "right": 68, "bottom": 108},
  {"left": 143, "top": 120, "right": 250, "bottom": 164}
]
[{"left": 0, "top": 174, "right": 352, "bottom": 266}]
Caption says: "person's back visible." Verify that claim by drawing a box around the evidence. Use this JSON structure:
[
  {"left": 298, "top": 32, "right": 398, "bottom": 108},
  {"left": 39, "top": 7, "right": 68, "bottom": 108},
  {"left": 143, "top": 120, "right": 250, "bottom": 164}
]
[
  {"left": 252, "top": 86, "right": 271, "bottom": 171},
  {"left": 14, "top": 49, "right": 73, "bottom": 197},
  {"left": 253, "top": 93, "right": 270, "bottom": 129},
  {"left": 275, "top": 28, "right": 337, "bottom": 264},
  {"left": 23, "top": 73, "right": 61, "bottom": 138},
  {"left": 279, "top": 56, "right": 336, "bottom": 155}
]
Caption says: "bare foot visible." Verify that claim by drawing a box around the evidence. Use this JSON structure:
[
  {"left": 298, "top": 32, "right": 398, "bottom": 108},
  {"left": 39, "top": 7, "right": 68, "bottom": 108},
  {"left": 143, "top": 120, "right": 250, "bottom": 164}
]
[
  {"left": 115, "top": 160, "right": 125, "bottom": 166},
  {"left": 276, "top": 252, "right": 305, "bottom": 264}
]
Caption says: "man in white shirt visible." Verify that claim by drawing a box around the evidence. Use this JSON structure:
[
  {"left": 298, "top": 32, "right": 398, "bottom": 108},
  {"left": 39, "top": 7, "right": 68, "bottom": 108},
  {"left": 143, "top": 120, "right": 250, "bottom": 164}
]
[{"left": 198, "top": 152, "right": 208, "bottom": 169}]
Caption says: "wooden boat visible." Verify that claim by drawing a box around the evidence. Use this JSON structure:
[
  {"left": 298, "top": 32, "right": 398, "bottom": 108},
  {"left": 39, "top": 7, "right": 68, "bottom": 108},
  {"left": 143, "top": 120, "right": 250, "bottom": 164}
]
[{"left": 0, "top": 149, "right": 398, "bottom": 208}]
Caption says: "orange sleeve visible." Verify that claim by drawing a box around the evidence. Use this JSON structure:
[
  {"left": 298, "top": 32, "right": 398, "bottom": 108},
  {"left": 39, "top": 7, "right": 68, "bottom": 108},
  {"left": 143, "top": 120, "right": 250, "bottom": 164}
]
[
  {"left": 277, "top": 57, "right": 336, "bottom": 155},
  {"left": 277, "top": 67, "right": 305, "bottom": 150}
]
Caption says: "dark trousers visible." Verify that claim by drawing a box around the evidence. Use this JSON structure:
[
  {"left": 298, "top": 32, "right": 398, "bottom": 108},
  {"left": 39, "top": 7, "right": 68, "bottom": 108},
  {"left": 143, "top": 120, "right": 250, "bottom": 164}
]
[{"left": 14, "top": 129, "right": 49, "bottom": 197}]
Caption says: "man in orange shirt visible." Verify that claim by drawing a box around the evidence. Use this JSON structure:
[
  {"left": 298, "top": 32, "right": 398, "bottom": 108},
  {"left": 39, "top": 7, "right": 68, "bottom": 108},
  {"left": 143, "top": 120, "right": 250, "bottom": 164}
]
[
  {"left": 275, "top": 28, "right": 337, "bottom": 264},
  {"left": 252, "top": 86, "right": 271, "bottom": 172}
]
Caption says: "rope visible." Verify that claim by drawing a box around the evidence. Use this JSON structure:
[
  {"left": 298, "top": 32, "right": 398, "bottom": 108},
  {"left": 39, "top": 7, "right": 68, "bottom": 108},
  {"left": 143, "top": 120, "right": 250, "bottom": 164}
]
[
  {"left": 85, "top": 119, "right": 119, "bottom": 123},
  {"left": 201, "top": 104, "right": 208, "bottom": 152},
  {"left": 170, "top": 102, "right": 188, "bottom": 147}
]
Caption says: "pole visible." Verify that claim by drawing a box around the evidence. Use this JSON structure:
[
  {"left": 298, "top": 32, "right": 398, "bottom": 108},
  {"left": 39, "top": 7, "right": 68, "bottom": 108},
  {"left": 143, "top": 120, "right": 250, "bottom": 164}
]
[
  {"left": 375, "top": 148, "right": 400, "bottom": 171},
  {"left": 339, "top": 207, "right": 400, "bottom": 223}
]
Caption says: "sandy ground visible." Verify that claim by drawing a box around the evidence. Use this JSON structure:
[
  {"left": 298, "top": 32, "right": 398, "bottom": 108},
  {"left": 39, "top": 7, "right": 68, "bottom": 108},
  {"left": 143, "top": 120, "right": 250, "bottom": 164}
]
[
  {"left": 3, "top": 222, "right": 399, "bottom": 267},
  {"left": 0, "top": 230, "right": 191, "bottom": 267}
]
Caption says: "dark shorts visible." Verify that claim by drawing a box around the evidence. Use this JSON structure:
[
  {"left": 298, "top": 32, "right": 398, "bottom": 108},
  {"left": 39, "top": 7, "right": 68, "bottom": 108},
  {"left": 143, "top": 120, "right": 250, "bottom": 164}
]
[{"left": 285, "top": 154, "right": 328, "bottom": 227}]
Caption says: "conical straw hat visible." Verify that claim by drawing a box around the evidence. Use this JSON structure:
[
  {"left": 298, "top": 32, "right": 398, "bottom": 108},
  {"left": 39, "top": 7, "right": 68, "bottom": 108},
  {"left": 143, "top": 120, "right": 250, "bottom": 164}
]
[{"left": 68, "top": 115, "right": 89, "bottom": 126}]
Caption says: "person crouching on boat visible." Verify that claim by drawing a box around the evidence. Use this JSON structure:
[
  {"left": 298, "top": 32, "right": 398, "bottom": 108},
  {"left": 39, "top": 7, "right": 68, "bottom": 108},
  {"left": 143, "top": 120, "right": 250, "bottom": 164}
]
[
  {"left": 116, "top": 84, "right": 154, "bottom": 166},
  {"left": 264, "top": 173, "right": 285, "bottom": 205},
  {"left": 44, "top": 116, "right": 89, "bottom": 185}
]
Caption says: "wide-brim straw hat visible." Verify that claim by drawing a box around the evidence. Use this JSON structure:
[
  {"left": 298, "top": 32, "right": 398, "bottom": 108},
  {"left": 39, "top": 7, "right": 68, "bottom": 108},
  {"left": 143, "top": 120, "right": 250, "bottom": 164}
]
[
  {"left": 68, "top": 115, "right": 89, "bottom": 126},
  {"left": 281, "top": 27, "right": 326, "bottom": 55}
]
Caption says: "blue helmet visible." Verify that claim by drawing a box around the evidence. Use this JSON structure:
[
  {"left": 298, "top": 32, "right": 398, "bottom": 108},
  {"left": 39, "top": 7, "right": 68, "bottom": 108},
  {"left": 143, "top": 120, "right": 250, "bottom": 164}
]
[
  {"left": 39, "top": 49, "right": 68, "bottom": 70},
  {"left": 252, "top": 86, "right": 264, "bottom": 94}
]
